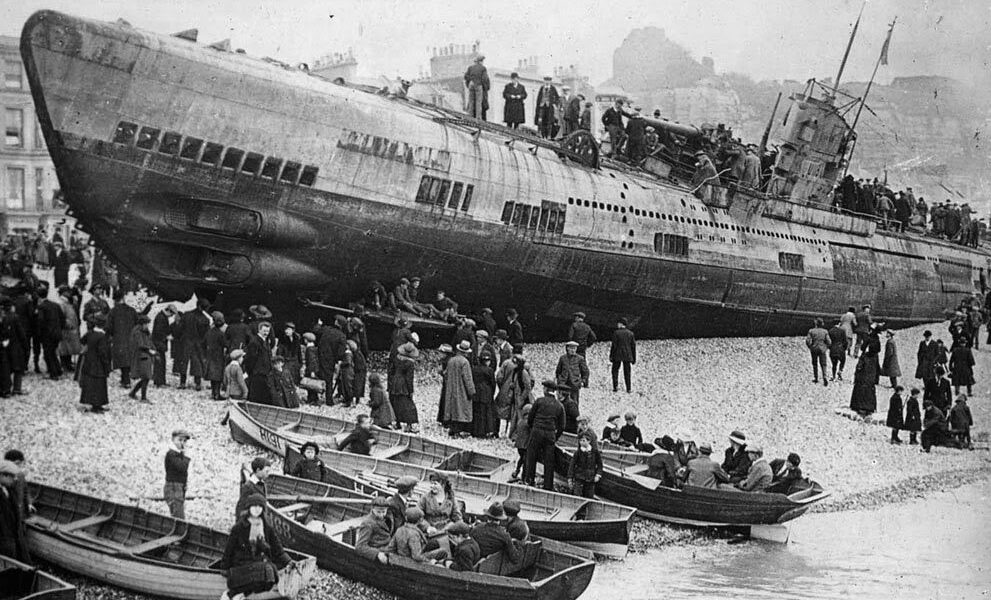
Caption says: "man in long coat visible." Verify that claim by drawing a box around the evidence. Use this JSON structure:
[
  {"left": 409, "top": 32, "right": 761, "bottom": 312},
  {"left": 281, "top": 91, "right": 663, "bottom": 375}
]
[
  {"left": 555, "top": 341, "right": 589, "bottom": 402},
  {"left": 534, "top": 77, "right": 560, "bottom": 139},
  {"left": 691, "top": 151, "right": 718, "bottom": 202},
  {"left": 442, "top": 341, "right": 476, "bottom": 436},
  {"left": 567, "top": 312, "right": 596, "bottom": 357},
  {"left": 151, "top": 305, "right": 175, "bottom": 387},
  {"left": 318, "top": 316, "right": 348, "bottom": 403},
  {"left": 243, "top": 321, "right": 273, "bottom": 404},
  {"left": 561, "top": 86, "right": 580, "bottom": 137},
  {"left": 106, "top": 289, "right": 137, "bottom": 387},
  {"left": 179, "top": 299, "right": 212, "bottom": 390},
  {"left": 502, "top": 73, "right": 527, "bottom": 129},
  {"left": 915, "top": 330, "right": 937, "bottom": 382},
  {"left": 463, "top": 55, "right": 490, "bottom": 120},
  {"left": 35, "top": 283, "right": 63, "bottom": 379},
  {"left": 609, "top": 319, "right": 637, "bottom": 393},
  {"left": 850, "top": 325, "right": 882, "bottom": 416},
  {"left": 880, "top": 330, "right": 901, "bottom": 389},
  {"left": 1, "top": 297, "right": 29, "bottom": 395}
]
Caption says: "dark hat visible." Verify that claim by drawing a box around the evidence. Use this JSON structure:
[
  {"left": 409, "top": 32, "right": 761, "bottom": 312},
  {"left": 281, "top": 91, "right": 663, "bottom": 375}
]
[
  {"left": 541, "top": 379, "right": 559, "bottom": 389},
  {"left": 272, "top": 355, "right": 286, "bottom": 365},
  {"left": 250, "top": 456, "right": 271, "bottom": 472},
  {"left": 618, "top": 317, "right": 628, "bottom": 326},
  {"left": 484, "top": 502, "right": 507, "bottom": 520},
  {"left": 448, "top": 521, "right": 471, "bottom": 536},
  {"left": 163, "top": 304, "right": 178, "bottom": 316},
  {"left": 787, "top": 452, "right": 801, "bottom": 466},
  {"left": 249, "top": 305, "right": 273, "bottom": 319},
  {"left": 510, "top": 72, "right": 519, "bottom": 78},
  {"left": 923, "top": 330, "right": 932, "bottom": 337},
  {"left": 698, "top": 442, "right": 713, "bottom": 454},
  {"left": 368, "top": 373, "right": 382, "bottom": 385},
  {"left": 404, "top": 507, "right": 424, "bottom": 523},
  {"left": 502, "top": 499, "right": 521, "bottom": 516},
  {"left": 396, "top": 475, "right": 419, "bottom": 492},
  {"left": 300, "top": 441, "right": 320, "bottom": 455},
  {"left": 245, "top": 493, "right": 266, "bottom": 509},
  {"left": 729, "top": 430, "right": 747, "bottom": 445},
  {"left": 136, "top": 314, "right": 151, "bottom": 324},
  {"left": 543, "top": 75, "right": 552, "bottom": 81},
  {"left": 506, "top": 308, "right": 518, "bottom": 318},
  {"left": 284, "top": 321, "right": 296, "bottom": 329},
  {"left": 372, "top": 496, "right": 391, "bottom": 507},
  {"left": 171, "top": 428, "right": 192, "bottom": 440},
  {"left": 196, "top": 298, "right": 211, "bottom": 311},
  {"left": 90, "top": 283, "right": 107, "bottom": 293}
]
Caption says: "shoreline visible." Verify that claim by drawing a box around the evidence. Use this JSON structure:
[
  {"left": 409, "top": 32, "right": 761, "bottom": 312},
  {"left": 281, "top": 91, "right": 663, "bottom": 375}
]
[{"left": 2, "top": 320, "right": 989, "bottom": 598}]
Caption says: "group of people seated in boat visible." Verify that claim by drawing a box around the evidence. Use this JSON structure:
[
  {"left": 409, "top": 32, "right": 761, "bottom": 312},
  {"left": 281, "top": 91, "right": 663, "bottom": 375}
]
[{"left": 352, "top": 472, "right": 531, "bottom": 571}]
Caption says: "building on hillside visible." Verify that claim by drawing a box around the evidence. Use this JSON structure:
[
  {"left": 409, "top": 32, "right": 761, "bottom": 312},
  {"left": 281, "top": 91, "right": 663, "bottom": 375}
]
[
  {"left": 311, "top": 50, "right": 358, "bottom": 82},
  {"left": 408, "top": 43, "right": 596, "bottom": 133},
  {"left": 1, "top": 35, "right": 74, "bottom": 240}
]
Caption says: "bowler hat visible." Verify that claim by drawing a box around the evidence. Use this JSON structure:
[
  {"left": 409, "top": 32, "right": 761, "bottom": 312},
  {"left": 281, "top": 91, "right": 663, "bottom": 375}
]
[{"left": 483, "top": 502, "right": 507, "bottom": 520}]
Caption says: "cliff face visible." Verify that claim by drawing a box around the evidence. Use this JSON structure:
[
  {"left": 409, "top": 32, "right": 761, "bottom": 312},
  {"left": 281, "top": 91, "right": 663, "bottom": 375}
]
[{"left": 608, "top": 28, "right": 991, "bottom": 211}]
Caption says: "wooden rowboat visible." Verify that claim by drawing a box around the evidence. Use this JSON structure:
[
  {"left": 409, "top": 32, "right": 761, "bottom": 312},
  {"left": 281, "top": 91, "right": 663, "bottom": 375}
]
[
  {"left": 0, "top": 553, "right": 76, "bottom": 599},
  {"left": 24, "top": 482, "right": 317, "bottom": 600},
  {"left": 282, "top": 445, "right": 635, "bottom": 559},
  {"left": 553, "top": 439, "right": 831, "bottom": 527},
  {"left": 228, "top": 401, "right": 514, "bottom": 479},
  {"left": 263, "top": 473, "right": 596, "bottom": 600}
]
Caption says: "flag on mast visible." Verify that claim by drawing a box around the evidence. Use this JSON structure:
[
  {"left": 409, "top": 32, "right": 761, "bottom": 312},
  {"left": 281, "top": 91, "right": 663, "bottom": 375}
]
[{"left": 879, "top": 20, "right": 895, "bottom": 66}]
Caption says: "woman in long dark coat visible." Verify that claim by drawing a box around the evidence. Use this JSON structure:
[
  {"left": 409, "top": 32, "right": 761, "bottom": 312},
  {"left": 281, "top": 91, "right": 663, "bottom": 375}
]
[
  {"left": 914, "top": 330, "right": 937, "bottom": 381},
  {"left": 204, "top": 312, "right": 227, "bottom": 400},
  {"left": 79, "top": 314, "right": 111, "bottom": 412},
  {"left": 880, "top": 330, "right": 900, "bottom": 388},
  {"left": 106, "top": 291, "right": 137, "bottom": 387},
  {"left": 2, "top": 298, "right": 29, "bottom": 395},
  {"left": 218, "top": 494, "right": 292, "bottom": 596},
  {"left": 471, "top": 354, "right": 498, "bottom": 438},
  {"left": 128, "top": 315, "right": 155, "bottom": 403},
  {"left": 390, "top": 343, "right": 419, "bottom": 433},
  {"left": 948, "top": 341, "right": 975, "bottom": 395},
  {"left": 502, "top": 74, "right": 527, "bottom": 129},
  {"left": 885, "top": 387, "right": 905, "bottom": 444},
  {"left": 850, "top": 326, "right": 882, "bottom": 416}
]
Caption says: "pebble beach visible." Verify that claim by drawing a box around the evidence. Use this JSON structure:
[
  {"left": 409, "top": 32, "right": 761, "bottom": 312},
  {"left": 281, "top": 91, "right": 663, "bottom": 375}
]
[{"left": 2, "top": 319, "right": 988, "bottom": 599}]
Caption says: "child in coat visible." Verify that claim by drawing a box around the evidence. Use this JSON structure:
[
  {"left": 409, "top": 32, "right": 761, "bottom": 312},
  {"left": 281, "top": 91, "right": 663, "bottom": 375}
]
[
  {"left": 885, "top": 385, "right": 905, "bottom": 444},
  {"left": 949, "top": 394, "right": 974, "bottom": 450},
  {"left": 368, "top": 373, "right": 397, "bottom": 429},
  {"left": 511, "top": 403, "right": 532, "bottom": 480},
  {"left": 904, "top": 387, "right": 922, "bottom": 445},
  {"left": 620, "top": 412, "right": 644, "bottom": 448},
  {"left": 223, "top": 349, "right": 248, "bottom": 400},
  {"left": 302, "top": 332, "right": 321, "bottom": 405},
  {"left": 567, "top": 433, "right": 603, "bottom": 498}
]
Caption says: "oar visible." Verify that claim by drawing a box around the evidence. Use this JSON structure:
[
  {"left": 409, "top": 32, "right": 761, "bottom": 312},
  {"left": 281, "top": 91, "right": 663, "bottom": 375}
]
[{"left": 266, "top": 494, "right": 373, "bottom": 505}]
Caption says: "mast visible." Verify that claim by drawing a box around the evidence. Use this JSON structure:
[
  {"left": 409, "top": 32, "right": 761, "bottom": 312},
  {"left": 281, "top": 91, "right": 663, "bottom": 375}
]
[
  {"left": 758, "top": 91, "right": 782, "bottom": 156},
  {"left": 846, "top": 18, "right": 897, "bottom": 170},
  {"left": 831, "top": 1, "right": 866, "bottom": 98}
]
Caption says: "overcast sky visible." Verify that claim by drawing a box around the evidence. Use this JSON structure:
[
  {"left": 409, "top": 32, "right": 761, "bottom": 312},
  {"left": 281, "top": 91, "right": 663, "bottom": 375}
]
[{"left": 4, "top": 0, "right": 990, "bottom": 89}]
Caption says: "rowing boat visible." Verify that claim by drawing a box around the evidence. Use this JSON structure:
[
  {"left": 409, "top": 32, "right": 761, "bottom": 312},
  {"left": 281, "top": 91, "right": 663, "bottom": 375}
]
[
  {"left": 228, "top": 401, "right": 514, "bottom": 479},
  {"left": 24, "top": 482, "right": 317, "bottom": 600},
  {"left": 263, "top": 472, "right": 596, "bottom": 600},
  {"left": 282, "top": 445, "right": 635, "bottom": 559},
  {"left": 0, "top": 553, "right": 75, "bottom": 599},
  {"left": 553, "top": 438, "right": 831, "bottom": 526}
]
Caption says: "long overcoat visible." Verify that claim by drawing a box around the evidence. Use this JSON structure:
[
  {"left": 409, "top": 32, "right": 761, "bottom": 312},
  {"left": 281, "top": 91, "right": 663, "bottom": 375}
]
[
  {"left": 79, "top": 329, "right": 111, "bottom": 409},
  {"left": 949, "top": 345, "right": 975, "bottom": 386},
  {"left": 885, "top": 392, "right": 904, "bottom": 429},
  {"left": 442, "top": 353, "right": 475, "bottom": 423},
  {"left": 502, "top": 82, "right": 527, "bottom": 125},
  {"left": 204, "top": 326, "right": 227, "bottom": 381},
  {"left": 181, "top": 310, "right": 210, "bottom": 379},
  {"left": 915, "top": 339, "right": 937, "bottom": 380},
  {"left": 56, "top": 296, "right": 82, "bottom": 357},
  {"left": 880, "top": 338, "right": 901, "bottom": 378},
  {"left": 850, "top": 332, "right": 881, "bottom": 413},
  {"left": 129, "top": 325, "right": 155, "bottom": 381},
  {"left": 106, "top": 302, "right": 137, "bottom": 370},
  {"left": 1, "top": 312, "right": 29, "bottom": 372}
]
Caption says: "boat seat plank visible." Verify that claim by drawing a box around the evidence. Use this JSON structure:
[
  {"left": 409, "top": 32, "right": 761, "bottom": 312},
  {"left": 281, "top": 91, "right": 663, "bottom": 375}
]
[
  {"left": 57, "top": 514, "right": 112, "bottom": 532},
  {"left": 320, "top": 516, "right": 366, "bottom": 537},
  {"left": 276, "top": 502, "right": 312, "bottom": 514},
  {"left": 376, "top": 444, "right": 410, "bottom": 460},
  {"left": 123, "top": 534, "right": 185, "bottom": 555}
]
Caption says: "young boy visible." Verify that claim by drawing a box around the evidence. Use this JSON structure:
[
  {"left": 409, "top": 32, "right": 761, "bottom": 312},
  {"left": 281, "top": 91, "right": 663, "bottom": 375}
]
[
  {"left": 567, "top": 432, "right": 603, "bottom": 498},
  {"left": 502, "top": 498, "right": 529, "bottom": 541},
  {"left": 949, "top": 394, "right": 974, "bottom": 450},
  {"left": 223, "top": 350, "right": 247, "bottom": 400},
  {"left": 338, "top": 414, "right": 377, "bottom": 455},
  {"left": 886, "top": 385, "right": 906, "bottom": 444},
  {"left": 603, "top": 426, "right": 633, "bottom": 449},
  {"left": 511, "top": 404, "right": 532, "bottom": 480},
  {"left": 575, "top": 415, "right": 598, "bottom": 446},
  {"left": 368, "top": 373, "right": 397, "bottom": 429},
  {"left": 601, "top": 414, "right": 621, "bottom": 442},
  {"left": 444, "top": 521, "right": 480, "bottom": 572},
  {"left": 620, "top": 412, "right": 644, "bottom": 448},
  {"left": 267, "top": 356, "right": 300, "bottom": 409},
  {"left": 289, "top": 441, "right": 326, "bottom": 481},
  {"left": 904, "top": 387, "right": 922, "bottom": 445},
  {"left": 301, "top": 331, "right": 321, "bottom": 405},
  {"left": 164, "top": 429, "right": 191, "bottom": 519}
]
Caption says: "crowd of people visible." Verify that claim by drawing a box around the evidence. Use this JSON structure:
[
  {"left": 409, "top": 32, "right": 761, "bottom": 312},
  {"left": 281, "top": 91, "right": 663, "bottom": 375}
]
[{"left": 804, "top": 294, "right": 983, "bottom": 452}]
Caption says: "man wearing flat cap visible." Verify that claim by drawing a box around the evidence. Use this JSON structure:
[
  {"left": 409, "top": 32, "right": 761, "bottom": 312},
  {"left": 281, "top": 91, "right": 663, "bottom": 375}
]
[
  {"left": 82, "top": 283, "right": 110, "bottom": 328},
  {"left": 535, "top": 76, "right": 560, "bottom": 139},
  {"left": 555, "top": 340, "right": 589, "bottom": 405},
  {"left": 464, "top": 54, "right": 490, "bottom": 120},
  {"left": 524, "top": 379, "right": 566, "bottom": 490},
  {"left": 164, "top": 429, "right": 192, "bottom": 518},
  {"left": 567, "top": 312, "right": 596, "bottom": 357},
  {"left": 387, "top": 475, "right": 420, "bottom": 534},
  {"left": 356, "top": 495, "right": 393, "bottom": 563}
]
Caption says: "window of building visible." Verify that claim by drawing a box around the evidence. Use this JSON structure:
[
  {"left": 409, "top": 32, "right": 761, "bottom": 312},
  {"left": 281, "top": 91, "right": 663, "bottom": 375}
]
[
  {"left": 512, "top": 204, "right": 528, "bottom": 226},
  {"left": 180, "top": 137, "right": 203, "bottom": 160},
  {"left": 34, "top": 120, "right": 44, "bottom": 149},
  {"left": 448, "top": 182, "right": 464, "bottom": 209},
  {"left": 159, "top": 131, "right": 182, "bottom": 155},
  {"left": 135, "top": 126, "right": 160, "bottom": 150},
  {"left": 779, "top": 252, "right": 804, "bottom": 272},
  {"left": 281, "top": 161, "right": 302, "bottom": 184},
  {"left": 6, "top": 167, "right": 25, "bottom": 209},
  {"left": 112, "top": 121, "right": 138, "bottom": 145},
  {"left": 5, "top": 108, "right": 23, "bottom": 147},
  {"left": 34, "top": 168, "right": 44, "bottom": 210},
  {"left": 201, "top": 142, "right": 223, "bottom": 165},
  {"left": 501, "top": 201, "right": 514, "bottom": 223},
  {"left": 428, "top": 177, "right": 446, "bottom": 205},
  {"left": 261, "top": 157, "right": 282, "bottom": 179},
  {"left": 528, "top": 206, "right": 542, "bottom": 229},
  {"left": 416, "top": 176, "right": 433, "bottom": 203},
  {"left": 3, "top": 60, "right": 21, "bottom": 89},
  {"left": 654, "top": 233, "right": 689, "bottom": 256},
  {"left": 241, "top": 152, "right": 263, "bottom": 175},
  {"left": 221, "top": 147, "right": 244, "bottom": 170},
  {"left": 461, "top": 184, "right": 473, "bottom": 212},
  {"left": 435, "top": 179, "right": 451, "bottom": 206},
  {"left": 299, "top": 165, "right": 317, "bottom": 186}
]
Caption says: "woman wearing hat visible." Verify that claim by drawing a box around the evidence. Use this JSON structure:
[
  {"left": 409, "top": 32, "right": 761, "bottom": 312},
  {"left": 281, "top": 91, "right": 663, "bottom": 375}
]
[
  {"left": 1, "top": 297, "right": 29, "bottom": 395},
  {"left": 78, "top": 312, "right": 111, "bottom": 413},
  {"left": 128, "top": 314, "right": 156, "bottom": 403},
  {"left": 204, "top": 311, "right": 227, "bottom": 400},
  {"left": 442, "top": 341, "right": 476, "bottom": 437},
  {"left": 106, "top": 289, "right": 138, "bottom": 387},
  {"left": 496, "top": 353, "right": 533, "bottom": 439},
  {"left": 850, "top": 322, "right": 883, "bottom": 417},
  {"left": 224, "top": 350, "right": 248, "bottom": 400},
  {"left": 417, "top": 472, "right": 462, "bottom": 531},
  {"left": 218, "top": 494, "right": 293, "bottom": 596},
  {"left": 390, "top": 342, "right": 419, "bottom": 432}
]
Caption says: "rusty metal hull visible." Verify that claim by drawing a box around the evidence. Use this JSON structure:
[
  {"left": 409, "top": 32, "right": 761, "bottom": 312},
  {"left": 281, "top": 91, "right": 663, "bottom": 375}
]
[{"left": 20, "top": 11, "right": 991, "bottom": 342}]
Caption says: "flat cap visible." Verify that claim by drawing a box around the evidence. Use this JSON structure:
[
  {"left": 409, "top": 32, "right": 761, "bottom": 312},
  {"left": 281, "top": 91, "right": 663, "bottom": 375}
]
[
  {"left": 0, "top": 460, "right": 21, "bottom": 476},
  {"left": 171, "top": 429, "right": 192, "bottom": 440},
  {"left": 448, "top": 521, "right": 471, "bottom": 535},
  {"left": 395, "top": 475, "right": 419, "bottom": 491}
]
